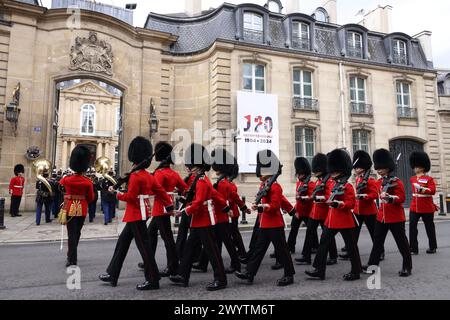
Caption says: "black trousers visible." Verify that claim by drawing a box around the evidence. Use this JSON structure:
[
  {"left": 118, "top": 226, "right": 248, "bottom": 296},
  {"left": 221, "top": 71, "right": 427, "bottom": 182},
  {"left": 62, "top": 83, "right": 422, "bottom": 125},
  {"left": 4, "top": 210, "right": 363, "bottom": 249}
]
[
  {"left": 178, "top": 226, "right": 226, "bottom": 283},
  {"left": 302, "top": 218, "right": 337, "bottom": 260},
  {"left": 10, "top": 195, "right": 22, "bottom": 216},
  {"left": 198, "top": 222, "right": 241, "bottom": 271},
  {"left": 67, "top": 216, "right": 86, "bottom": 264},
  {"left": 313, "top": 227, "right": 362, "bottom": 274},
  {"left": 354, "top": 215, "right": 385, "bottom": 254},
  {"left": 148, "top": 215, "right": 179, "bottom": 274},
  {"left": 246, "top": 215, "right": 261, "bottom": 260},
  {"left": 107, "top": 221, "right": 159, "bottom": 283},
  {"left": 176, "top": 211, "right": 191, "bottom": 259},
  {"left": 230, "top": 217, "right": 247, "bottom": 257},
  {"left": 368, "top": 221, "right": 412, "bottom": 270},
  {"left": 246, "top": 227, "right": 295, "bottom": 277},
  {"left": 409, "top": 212, "right": 437, "bottom": 251},
  {"left": 287, "top": 216, "right": 319, "bottom": 252}
]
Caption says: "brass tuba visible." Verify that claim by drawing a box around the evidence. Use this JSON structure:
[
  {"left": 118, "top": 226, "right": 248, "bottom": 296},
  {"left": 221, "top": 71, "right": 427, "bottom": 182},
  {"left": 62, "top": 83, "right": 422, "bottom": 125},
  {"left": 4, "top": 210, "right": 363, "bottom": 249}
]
[
  {"left": 94, "top": 156, "right": 117, "bottom": 185},
  {"left": 32, "top": 159, "right": 54, "bottom": 196}
]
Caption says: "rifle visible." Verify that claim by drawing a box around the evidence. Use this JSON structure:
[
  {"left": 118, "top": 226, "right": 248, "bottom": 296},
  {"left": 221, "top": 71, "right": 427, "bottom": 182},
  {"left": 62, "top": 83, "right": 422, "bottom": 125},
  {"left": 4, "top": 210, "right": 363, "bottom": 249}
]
[
  {"left": 356, "top": 170, "right": 371, "bottom": 195},
  {"left": 178, "top": 171, "right": 204, "bottom": 211},
  {"left": 311, "top": 174, "right": 330, "bottom": 201},
  {"left": 296, "top": 175, "right": 311, "bottom": 198},
  {"left": 254, "top": 165, "right": 283, "bottom": 205},
  {"left": 328, "top": 175, "right": 350, "bottom": 203}
]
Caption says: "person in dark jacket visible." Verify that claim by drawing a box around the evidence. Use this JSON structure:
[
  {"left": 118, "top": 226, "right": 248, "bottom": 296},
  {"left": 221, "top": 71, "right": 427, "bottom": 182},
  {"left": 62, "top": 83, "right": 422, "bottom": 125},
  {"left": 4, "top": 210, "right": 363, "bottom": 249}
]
[{"left": 36, "top": 173, "right": 53, "bottom": 225}]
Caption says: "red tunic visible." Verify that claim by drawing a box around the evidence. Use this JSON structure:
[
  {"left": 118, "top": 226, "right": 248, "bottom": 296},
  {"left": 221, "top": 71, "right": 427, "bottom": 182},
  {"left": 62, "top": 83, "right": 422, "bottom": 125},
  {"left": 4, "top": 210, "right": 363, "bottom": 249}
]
[
  {"left": 117, "top": 170, "right": 172, "bottom": 223},
  {"left": 281, "top": 195, "right": 294, "bottom": 214},
  {"left": 310, "top": 178, "right": 333, "bottom": 221},
  {"left": 60, "top": 174, "right": 95, "bottom": 217},
  {"left": 409, "top": 175, "right": 437, "bottom": 214},
  {"left": 258, "top": 181, "right": 285, "bottom": 229},
  {"left": 185, "top": 176, "right": 218, "bottom": 228},
  {"left": 295, "top": 180, "right": 315, "bottom": 218},
  {"left": 213, "top": 178, "right": 233, "bottom": 224},
  {"left": 9, "top": 176, "right": 25, "bottom": 196},
  {"left": 152, "top": 167, "right": 187, "bottom": 217},
  {"left": 354, "top": 176, "right": 378, "bottom": 216},
  {"left": 229, "top": 181, "right": 246, "bottom": 219},
  {"left": 324, "top": 180, "right": 356, "bottom": 229},
  {"left": 377, "top": 177, "right": 406, "bottom": 224}
]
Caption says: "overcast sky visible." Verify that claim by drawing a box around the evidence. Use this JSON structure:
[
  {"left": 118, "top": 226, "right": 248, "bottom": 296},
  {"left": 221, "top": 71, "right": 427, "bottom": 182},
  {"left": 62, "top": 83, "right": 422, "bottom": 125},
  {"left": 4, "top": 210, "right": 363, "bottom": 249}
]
[{"left": 41, "top": 0, "right": 449, "bottom": 68}]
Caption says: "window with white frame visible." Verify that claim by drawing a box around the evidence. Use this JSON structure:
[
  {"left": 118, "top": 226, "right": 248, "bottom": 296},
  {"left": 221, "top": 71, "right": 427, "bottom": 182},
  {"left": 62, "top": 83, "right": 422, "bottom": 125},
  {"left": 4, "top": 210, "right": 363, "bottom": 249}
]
[
  {"left": 314, "top": 8, "right": 328, "bottom": 23},
  {"left": 293, "top": 69, "right": 315, "bottom": 109},
  {"left": 80, "top": 104, "right": 95, "bottom": 135},
  {"left": 243, "top": 12, "right": 263, "bottom": 42},
  {"left": 393, "top": 39, "right": 407, "bottom": 64},
  {"left": 243, "top": 63, "right": 265, "bottom": 93},
  {"left": 347, "top": 31, "right": 363, "bottom": 58},
  {"left": 352, "top": 130, "right": 370, "bottom": 153},
  {"left": 295, "top": 127, "right": 315, "bottom": 163},
  {"left": 292, "top": 22, "right": 310, "bottom": 50},
  {"left": 396, "top": 81, "right": 414, "bottom": 118},
  {"left": 350, "top": 76, "right": 369, "bottom": 114},
  {"left": 115, "top": 106, "right": 121, "bottom": 135}
]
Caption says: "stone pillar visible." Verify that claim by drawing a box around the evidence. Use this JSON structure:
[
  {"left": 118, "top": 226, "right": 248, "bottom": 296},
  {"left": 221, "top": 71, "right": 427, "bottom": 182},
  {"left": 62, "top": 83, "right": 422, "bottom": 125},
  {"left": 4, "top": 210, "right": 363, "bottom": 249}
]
[
  {"left": 104, "top": 141, "right": 110, "bottom": 160},
  {"left": 61, "top": 140, "right": 68, "bottom": 169},
  {"left": 69, "top": 140, "right": 76, "bottom": 153},
  {"left": 96, "top": 142, "right": 103, "bottom": 158}
]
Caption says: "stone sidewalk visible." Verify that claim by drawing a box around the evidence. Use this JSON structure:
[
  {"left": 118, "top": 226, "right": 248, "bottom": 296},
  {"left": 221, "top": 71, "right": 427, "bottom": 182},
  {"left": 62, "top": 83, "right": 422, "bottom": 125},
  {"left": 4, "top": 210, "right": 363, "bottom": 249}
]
[{"left": 1, "top": 208, "right": 449, "bottom": 244}]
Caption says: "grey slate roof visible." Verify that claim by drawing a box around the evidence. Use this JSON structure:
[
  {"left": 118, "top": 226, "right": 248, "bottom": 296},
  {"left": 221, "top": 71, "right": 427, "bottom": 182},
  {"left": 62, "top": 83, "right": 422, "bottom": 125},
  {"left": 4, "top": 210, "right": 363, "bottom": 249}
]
[
  {"left": 145, "top": 3, "right": 433, "bottom": 71},
  {"left": 15, "top": 0, "right": 40, "bottom": 5}
]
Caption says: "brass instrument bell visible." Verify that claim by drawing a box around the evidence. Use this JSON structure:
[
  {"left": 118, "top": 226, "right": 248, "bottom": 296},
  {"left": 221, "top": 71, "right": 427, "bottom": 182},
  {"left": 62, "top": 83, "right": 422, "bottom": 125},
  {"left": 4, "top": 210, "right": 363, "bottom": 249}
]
[{"left": 94, "top": 156, "right": 117, "bottom": 185}]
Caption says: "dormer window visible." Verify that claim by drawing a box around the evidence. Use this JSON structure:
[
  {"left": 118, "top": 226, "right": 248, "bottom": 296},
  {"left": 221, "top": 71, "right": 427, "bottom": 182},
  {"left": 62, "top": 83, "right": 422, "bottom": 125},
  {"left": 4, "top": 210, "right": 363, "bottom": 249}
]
[
  {"left": 393, "top": 39, "right": 408, "bottom": 65},
  {"left": 347, "top": 31, "right": 363, "bottom": 58},
  {"left": 266, "top": 0, "right": 282, "bottom": 13},
  {"left": 314, "top": 8, "right": 329, "bottom": 23},
  {"left": 243, "top": 12, "right": 264, "bottom": 43},
  {"left": 292, "top": 22, "right": 310, "bottom": 50}
]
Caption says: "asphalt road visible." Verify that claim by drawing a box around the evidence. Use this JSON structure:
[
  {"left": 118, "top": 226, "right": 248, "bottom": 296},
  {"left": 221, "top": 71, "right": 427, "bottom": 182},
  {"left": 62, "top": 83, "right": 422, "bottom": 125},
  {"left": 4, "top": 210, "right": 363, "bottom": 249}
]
[{"left": 1, "top": 220, "right": 450, "bottom": 300}]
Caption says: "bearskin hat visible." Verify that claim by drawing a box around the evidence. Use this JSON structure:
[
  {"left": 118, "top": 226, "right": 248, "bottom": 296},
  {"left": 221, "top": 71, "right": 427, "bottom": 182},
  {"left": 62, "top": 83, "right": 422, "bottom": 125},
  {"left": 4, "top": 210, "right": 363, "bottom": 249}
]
[
  {"left": 229, "top": 162, "right": 239, "bottom": 180},
  {"left": 184, "top": 143, "right": 211, "bottom": 171},
  {"left": 327, "top": 149, "right": 353, "bottom": 176},
  {"left": 373, "top": 148, "right": 396, "bottom": 172},
  {"left": 409, "top": 151, "right": 431, "bottom": 172},
  {"left": 14, "top": 164, "right": 25, "bottom": 176},
  {"left": 211, "top": 148, "right": 235, "bottom": 176},
  {"left": 256, "top": 149, "right": 280, "bottom": 177},
  {"left": 294, "top": 157, "right": 311, "bottom": 176},
  {"left": 311, "top": 153, "right": 328, "bottom": 174},
  {"left": 128, "top": 136, "right": 153, "bottom": 168},
  {"left": 69, "top": 145, "right": 91, "bottom": 173},
  {"left": 353, "top": 150, "right": 373, "bottom": 170},
  {"left": 155, "top": 142, "right": 174, "bottom": 164}
]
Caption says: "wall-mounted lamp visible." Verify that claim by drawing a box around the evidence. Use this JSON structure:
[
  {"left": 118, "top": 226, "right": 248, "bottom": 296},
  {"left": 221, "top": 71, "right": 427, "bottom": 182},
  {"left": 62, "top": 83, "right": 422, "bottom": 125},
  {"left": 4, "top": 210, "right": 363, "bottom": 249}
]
[{"left": 149, "top": 98, "right": 159, "bottom": 137}]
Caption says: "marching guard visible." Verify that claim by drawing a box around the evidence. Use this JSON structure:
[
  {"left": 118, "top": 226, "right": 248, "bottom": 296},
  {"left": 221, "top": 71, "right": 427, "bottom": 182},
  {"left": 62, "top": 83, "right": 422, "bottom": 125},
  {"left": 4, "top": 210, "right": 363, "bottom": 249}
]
[
  {"left": 296, "top": 153, "right": 336, "bottom": 266},
  {"left": 9, "top": 164, "right": 25, "bottom": 217},
  {"left": 59, "top": 145, "right": 95, "bottom": 267},
  {"left": 235, "top": 150, "right": 295, "bottom": 286},
  {"left": 99, "top": 136, "right": 174, "bottom": 290},
  {"left": 169, "top": 144, "right": 228, "bottom": 291},
  {"left": 305, "top": 149, "right": 362, "bottom": 281},
  {"left": 363, "top": 149, "right": 412, "bottom": 277},
  {"left": 409, "top": 151, "right": 437, "bottom": 255},
  {"left": 175, "top": 171, "right": 195, "bottom": 259}
]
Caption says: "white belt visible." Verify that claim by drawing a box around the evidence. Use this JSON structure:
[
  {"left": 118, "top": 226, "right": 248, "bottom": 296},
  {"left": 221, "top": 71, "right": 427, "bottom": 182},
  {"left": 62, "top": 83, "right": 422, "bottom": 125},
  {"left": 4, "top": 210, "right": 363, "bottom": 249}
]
[
  {"left": 14, "top": 186, "right": 24, "bottom": 188},
  {"left": 413, "top": 194, "right": 432, "bottom": 198},
  {"left": 138, "top": 195, "right": 150, "bottom": 221},
  {"left": 204, "top": 200, "right": 215, "bottom": 226}
]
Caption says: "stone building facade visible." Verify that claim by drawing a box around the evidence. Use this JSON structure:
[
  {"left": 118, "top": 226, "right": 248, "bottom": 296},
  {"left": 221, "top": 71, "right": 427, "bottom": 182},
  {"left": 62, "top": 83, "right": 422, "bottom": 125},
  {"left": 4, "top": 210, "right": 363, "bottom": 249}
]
[{"left": 0, "top": 0, "right": 446, "bottom": 210}]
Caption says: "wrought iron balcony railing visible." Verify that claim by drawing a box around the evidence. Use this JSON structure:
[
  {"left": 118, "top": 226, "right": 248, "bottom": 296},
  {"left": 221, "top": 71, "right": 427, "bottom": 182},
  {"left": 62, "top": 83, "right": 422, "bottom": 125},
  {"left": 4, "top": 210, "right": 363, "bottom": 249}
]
[
  {"left": 292, "top": 37, "right": 310, "bottom": 50},
  {"left": 397, "top": 106, "right": 417, "bottom": 119},
  {"left": 393, "top": 54, "right": 408, "bottom": 65},
  {"left": 243, "top": 28, "right": 264, "bottom": 43},
  {"left": 293, "top": 97, "right": 319, "bottom": 111},
  {"left": 347, "top": 47, "right": 363, "bottom": 58},
  {"left": 350, "top": 102, "right": 373, "bottom": 116}
]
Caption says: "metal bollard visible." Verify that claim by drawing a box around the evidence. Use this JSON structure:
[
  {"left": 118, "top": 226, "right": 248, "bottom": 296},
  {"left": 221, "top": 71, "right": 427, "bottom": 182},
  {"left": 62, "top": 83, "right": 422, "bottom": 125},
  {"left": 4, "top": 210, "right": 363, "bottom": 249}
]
[
  {"left": 439, "top": 194, "right": 446, "bottom": 216},
  {"left": 240, "top": 196, "right": 248, "bottom": 225},
  {"left": 0, "top": 198, "right": 6, "bottom": 230}
]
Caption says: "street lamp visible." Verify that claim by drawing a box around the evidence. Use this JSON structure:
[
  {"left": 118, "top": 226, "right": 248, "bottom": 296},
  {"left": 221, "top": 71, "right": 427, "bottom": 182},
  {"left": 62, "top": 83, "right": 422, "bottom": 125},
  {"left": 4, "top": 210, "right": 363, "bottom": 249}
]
[
  {"left": 5, "top": 103, "right": 20, "bottom": 135},
  {"left": 149, "top": 98, "right": 159, "bottom": 138}
]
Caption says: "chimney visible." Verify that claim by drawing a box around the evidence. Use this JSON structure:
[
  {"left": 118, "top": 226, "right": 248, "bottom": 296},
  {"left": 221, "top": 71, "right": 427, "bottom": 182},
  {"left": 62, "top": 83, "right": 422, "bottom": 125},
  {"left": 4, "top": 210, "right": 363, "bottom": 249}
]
[
  {"left": 185, "top": 0, "right": 202, "bottom": 17},
  {"left": 285, "top": 0, "right": 300, "bottom": 14},
  {"left": 322, "top": 0, "right": 337, "bottom": 24},
  {"left": 360, "top": 5, "right": 392, "bottom": 34},
  {"left": 414, "top": 31, "right": 433, "bottom": 64}
]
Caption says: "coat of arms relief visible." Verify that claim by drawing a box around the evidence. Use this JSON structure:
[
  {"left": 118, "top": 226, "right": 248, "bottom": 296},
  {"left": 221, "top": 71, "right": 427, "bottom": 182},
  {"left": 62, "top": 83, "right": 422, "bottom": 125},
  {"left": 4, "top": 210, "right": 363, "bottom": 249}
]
[{"left": 69, "top": 32, "right": 113, "bottom": 76}]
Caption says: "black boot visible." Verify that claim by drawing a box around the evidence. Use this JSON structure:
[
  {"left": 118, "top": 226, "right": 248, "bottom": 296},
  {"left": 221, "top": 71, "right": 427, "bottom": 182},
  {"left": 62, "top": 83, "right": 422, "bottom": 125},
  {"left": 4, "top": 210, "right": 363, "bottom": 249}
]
[
  {"left": 192, "top": 263, "right": 207, "bottom": 273},
  {"left": 339, "top": 253, "right": 350, "bottom": 260},
  {"left": 343, "top": 272, "right": 360, "bottom": 281},
  {"left": 206, "top": 280, "right": 227, "bottom": 291},
  {"left": 169, "top": 275, "right": 189, "bottom": 287},
  {"left": 136, "top": 281, "right": 159, "bottom": 291},
  {"left": 295, "top": 256, "right": 311, "bottom": 265},
  {"left": 225, "top": 266, "right": 238, "bottom": 274},
  {"left": 99, "top": 274, "right": 118, "bottom": 287},
  {"left": 235, "top": 271, "right": 254, "bottom": 284},
  {"left": 65, "top": 260, "right": 76, "bottom": 267},
  {"left": 426, "top": 248, "right": 436, "bottom": 254},
  {"left": 305, "top": 269, "right": 325, "bottom": 280},
  {"left": 269, "top": 252, "right": 276, "bottom": 259},
  {"left": 326, "top": 258, "right": 338, "bottom": 266},
  {"left": 271, "top": 262, "right": 283, "bottom": 270},
  {"left": 137, "top": 262, "right": 144, "bottom": 270},
  {"left": 398, "top": 269, "right": 412, "bottom": 277},
  {"left": 159, "top": 268, "right": 173, "bottom": 278},
  {"left": 410, "top": 248, "right": 419, "bottom": 255},
  {"left": 277, "top": 276, "right": 294, "bottom": 286}
]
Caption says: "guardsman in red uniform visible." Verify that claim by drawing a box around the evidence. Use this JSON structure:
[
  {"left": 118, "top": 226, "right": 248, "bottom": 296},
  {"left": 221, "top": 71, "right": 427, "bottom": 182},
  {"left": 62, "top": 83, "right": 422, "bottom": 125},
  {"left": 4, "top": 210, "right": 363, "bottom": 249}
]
[
  {"left": 364, "top": 149, "right": 412, "bottom": 277},
  {"left": 9, "top": 164, "right": 25, "bottom": 217},
  {"left": 296, "top": 153, "right": 336, "bottom": 266},
  {"left": 228, "top": 163, "right": 249, "bottom": 261},
  {"left": 59, "top": 146, "right": 95, "bottom": 267},
  {"left": 175, "top": 171, "right": 195, "bottom": 259},
  {"left": 306, "top": 149, "right": 362, "bottom": 281},
  {"left": 235, "top": 150, "right": 295, "bottom": 286},
  {"left": 100, "top": 137, "right": 174, "bottom": 290},
  {"left": 408, "top": 151, "right": 437, "bottom": 255},
  {"left": 287, "top": 157, "right": 314, "bottom": 254},
  {"left": 169, "top": 144, "right": 227, "bottom": 291},
  {"left": 194, "top": 149, "right": 246, "bottom": 274},
  {"left": 142, "top": 142, "right": 187, "bottom": 277},
  {"left": 340, "top": 150, "right": 384, "bottom": 260}
]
